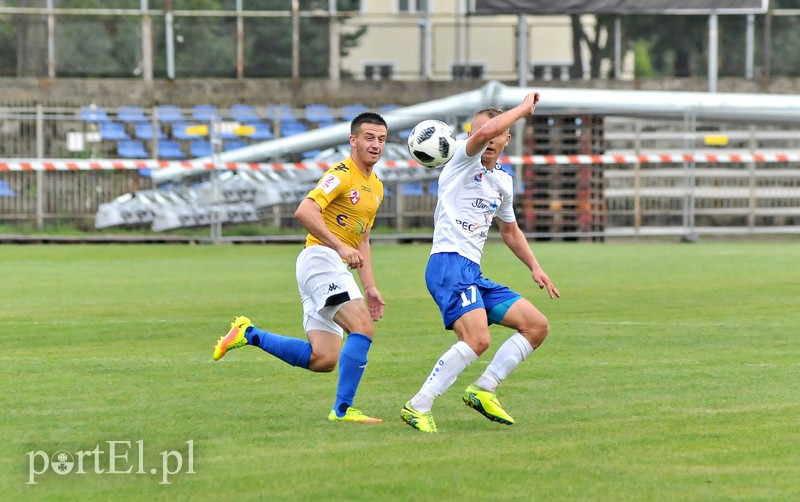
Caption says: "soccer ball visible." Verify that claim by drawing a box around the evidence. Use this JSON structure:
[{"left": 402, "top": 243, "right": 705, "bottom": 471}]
[{"left": 407, "top": 119, "right": 456, "bottom": 168}]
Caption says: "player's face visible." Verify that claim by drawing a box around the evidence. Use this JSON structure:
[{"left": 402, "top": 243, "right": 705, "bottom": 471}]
[
  {"left": 350, "top": 123, "right": 387, "bottom": 168},
  {"left": 471, "top": 113, "right": 511, "bottom": 166}
]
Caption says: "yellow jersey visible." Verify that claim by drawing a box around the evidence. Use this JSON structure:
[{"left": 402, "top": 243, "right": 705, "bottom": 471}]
[{"left": 304, "top": 157, "right": 384, "bottom": 249}]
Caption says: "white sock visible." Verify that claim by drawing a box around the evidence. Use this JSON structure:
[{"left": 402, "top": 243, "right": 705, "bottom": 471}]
[
  {"left": 410, "top": 341, "right": 478, "bottom": 413},
  {"left": 475, "top": 333, "right": 533, "bottom": 393}
]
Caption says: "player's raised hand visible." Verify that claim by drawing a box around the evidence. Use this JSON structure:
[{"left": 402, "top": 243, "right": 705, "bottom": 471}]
[
  {"left": 364, "top": 286, "right": 385, "bottom": 321},
  {"left": 524, "top": 91, "right": 540, "bottom": 114}
]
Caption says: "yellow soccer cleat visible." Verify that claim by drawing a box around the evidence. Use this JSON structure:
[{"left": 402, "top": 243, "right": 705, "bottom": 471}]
[
  {"left": 463, "top": 384, "right": 515, "bottom": 425},
  {"left": 212, "top": 316, "right": 252, "bottom": 361},
  {"left": 400, "top": 402, "right": 437, "bottom": 433},
  {"left": 328, "top": 407, "right": 382, "bottom": 423}
]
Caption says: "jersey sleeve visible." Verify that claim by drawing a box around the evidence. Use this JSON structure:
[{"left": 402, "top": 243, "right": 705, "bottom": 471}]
[{"left": 306, "top": 168, "right": 349, "bottom": 210}]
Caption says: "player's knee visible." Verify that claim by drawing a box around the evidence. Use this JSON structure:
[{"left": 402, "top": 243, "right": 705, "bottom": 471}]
[
  {"left": 309, "top": 354, "right": 337, "bottom": 373},
  {"left": 465, "top": 336, "right": 490, "bottom": 356},
  {"left": 526, "top": 315, "right": 549, "bottom": 349}
]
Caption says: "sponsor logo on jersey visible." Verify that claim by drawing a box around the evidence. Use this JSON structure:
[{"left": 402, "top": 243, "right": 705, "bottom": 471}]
[
  {"left": 319, "top": 174, "right": 341, "bottom": 194},
  {"left": 336, "top": 214, "right": 349, "bottom": 226},
  {"left": 455, "top": 218, "right": 479, "bottom": 233},
  {"left": 333, "top": 163, "right": 348, "bottom": 172}
]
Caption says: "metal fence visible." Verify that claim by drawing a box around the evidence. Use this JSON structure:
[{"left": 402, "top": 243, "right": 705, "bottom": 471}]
[{"left": 2, "top": 4, "right": 800, "bottom": 81}]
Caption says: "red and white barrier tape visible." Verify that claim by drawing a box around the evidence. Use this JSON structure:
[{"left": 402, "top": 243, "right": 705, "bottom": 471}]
[{"left": 1, "top": 152, "right": 799, "bottom": 172}]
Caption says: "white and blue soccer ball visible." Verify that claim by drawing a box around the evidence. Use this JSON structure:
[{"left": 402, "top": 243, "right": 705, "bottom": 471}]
[{"left": 406, "top": 119, "right": 456, "bottom": 168}]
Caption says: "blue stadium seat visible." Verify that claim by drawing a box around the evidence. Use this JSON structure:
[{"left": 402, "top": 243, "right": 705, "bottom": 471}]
[
  {"left": 229, "top": 104, "right": 260, "bottom": 123},
  {"left": 341, "top": 104, "right": 368, "bottom": 121},
  {"left": 268, "top": 104, "right": 296, "bottom": 122},
  {"left": 192, "top": 104, "right": 220, "bottom": 122},
  {"left": 380, "top": 104, "right": 399, "bottom": 114},
  {"left": 117, "top": 140, "right": 149, "bottom": 159},
  {"left": 305, "top": 104, "right": 334, "bottom": 123},
  {"left": 402, "top": 183, "right": 425, "bottom": 196},
  {"left": 135, "top": 123, "right": 166, "bottom": 141},
  {"left": 171, "top": 122, "right": 207, "bottom": 140},
  {"left": 99, "top": 122, "right": 130, "bottom": 141},
  {"left": 190, "top": 140, "right": 213, "bottom": 158},
  {"left": 224, "top": 140, "right": 249, "bottom": 151},
  {"left": 157, "top": 140, "right": 186, "bottom": 159},
  {"left": 280, "top": 120, "right": 307, "bottom": 137},
  {"left": 156, "top": 105, "right": 185, "bottom": 123},
  {"left": 0, "top": 180, "right": 16, "bottom": 197},
  {"left": 117, "top": 105, "right": 149, "bottom": 124},
  {"left": 79, "top": 105, "right": 110, "bottom": 123},
  {"left": 301, "top": 149, "right": 322, "bottom": 159},
  {"left": 248, "top": 122, "right": 274, "bottom": 140}
]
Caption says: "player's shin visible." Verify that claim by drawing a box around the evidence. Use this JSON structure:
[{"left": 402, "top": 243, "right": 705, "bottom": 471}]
[
  {"left": 246, "top": 327, "right": 312, "bottom": 368},
  {"left": 332, "top": 332, "right": 372, "bottom": 417},
  {"left": 475, "top": 332, "right": 533, "bottom": 392},
  {"left": 410, "top": 341, "right": 478, "bottom": 412}
]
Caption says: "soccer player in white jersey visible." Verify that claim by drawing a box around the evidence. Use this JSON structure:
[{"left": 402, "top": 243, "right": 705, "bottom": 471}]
[{"left": 401, "top": 92, "right": 560, "bottom": 432}]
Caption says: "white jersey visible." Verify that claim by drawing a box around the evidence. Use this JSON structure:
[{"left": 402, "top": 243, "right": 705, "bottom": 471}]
[{"left": 430, "top": 138, "right": 516, "bottom": 264}]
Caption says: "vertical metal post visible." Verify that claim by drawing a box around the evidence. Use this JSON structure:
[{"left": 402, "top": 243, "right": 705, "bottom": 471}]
[
  {"left": 454, "top": 2, "right": 462, "bottom": 72},
  {"left": 418, "top": 19, "right": 426, "bottom": 78},
  {"left": 513, "top": 14, "right": 527, "bottom": 158},
  {"left": 614, "top": 16, "right": 621, "bottom": 79},
  {"left": 328, "top": 0, "right": 340, "bottom": 88},
  {"left": 763, "top": 10, "right": 772, "bottom": 81},
  {"left": 747, "top": 124, "right": 757, "bottom": 230},
  {"left": 633, "top": 119, "right": 641, "bottom": 232},
  {"left": 517, "top": 14, "right": 528, "bottom": 87},
  {"left": 210, "top": 120, "right": 223, "bottom": 244},
  {"left": 236, "top": 0, "right": 244, "bottom": 79},
  {"left": 292, "top": 0, "right": 300, "bottom": 79},
  {"left": 745, "top": 14, "right": 755, "bottom": 79},
  {"left": 682, "top": 110, "right": 697, "bottom": 241},
  {"left": 141, "top": 0, "right": 153, "bottom": 82},
  {"left": 165, "top": 0, "right": 175, "bottom": 80},
  {"left": 36, "top": 104, "right": 45, "bottom": 229},
  {"left": 47, "top": 0, "right": 55, "bottom": 78},
  {"left": 708, "top": 12, "right": 718, "bottom": 93},
  {"left": 423, "top": 5, "right": 432, "bottom": 79}
]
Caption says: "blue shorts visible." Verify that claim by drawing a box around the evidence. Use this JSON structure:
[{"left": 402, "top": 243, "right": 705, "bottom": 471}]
[{"left": 425, "top": 252, "right": 521, "bottom": 330}]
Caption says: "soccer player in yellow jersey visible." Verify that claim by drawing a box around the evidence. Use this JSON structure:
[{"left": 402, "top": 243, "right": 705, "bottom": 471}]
[{"left": 213, "top": 112, "right": 388, "bottom": 423}]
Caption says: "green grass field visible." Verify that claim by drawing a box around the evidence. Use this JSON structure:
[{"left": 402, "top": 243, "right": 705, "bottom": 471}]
[{"left": 2, "top": 241, "right": 799, "bottom": 501}]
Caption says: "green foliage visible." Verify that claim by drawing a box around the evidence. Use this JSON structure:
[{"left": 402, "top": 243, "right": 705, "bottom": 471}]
[
  {"left": 1, "top": 242, "right": 799, "bottom": 499},
  {"left": 3, "top": 0, "right": 365, "bottom": 78},
  {"left": 633, "top": 39, "right": 654, "bottom": 79}
]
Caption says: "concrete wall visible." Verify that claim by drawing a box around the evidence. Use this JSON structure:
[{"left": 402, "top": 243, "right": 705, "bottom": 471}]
[{"left": 2, "top": 77, "right": 800, "bottom": 108}]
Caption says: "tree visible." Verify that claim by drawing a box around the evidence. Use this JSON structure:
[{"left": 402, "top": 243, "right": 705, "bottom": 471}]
[{"left": 2, "top": 0, "right": 365, "bottom": 78}]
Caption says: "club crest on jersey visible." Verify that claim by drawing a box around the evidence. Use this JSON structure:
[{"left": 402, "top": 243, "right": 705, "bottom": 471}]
[
  {"left": 471, "top": 170, "right": 484, "bottom": 185},
  {"left": 350, "top": 190, "right": 360, "bottom": 204}
]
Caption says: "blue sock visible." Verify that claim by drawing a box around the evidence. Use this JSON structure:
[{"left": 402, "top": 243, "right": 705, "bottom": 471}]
[
  {"left": 334, "top": 333, "right": 372, "bottom": 417},
  {"left": 245, "top": 326, "right": 311, "bottom": 369}
]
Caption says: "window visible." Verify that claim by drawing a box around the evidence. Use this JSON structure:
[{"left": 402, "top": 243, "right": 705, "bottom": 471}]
[
  {"left": 363, "top": 64, "right": 395, "bottom": 81},
  {"left": 452, "top": 63, "right": 485, "bottom": 80},
  {"left": 398, "top": 0, "right": 429, "bottom": 13}
]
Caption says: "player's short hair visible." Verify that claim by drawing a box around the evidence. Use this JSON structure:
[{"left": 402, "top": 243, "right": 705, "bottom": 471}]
[
  {"left": 351, "top": 112, "right": 387, "bottom": 136},
  {"left": 473, "top": 107, "right": 504, "bottom": 120}
]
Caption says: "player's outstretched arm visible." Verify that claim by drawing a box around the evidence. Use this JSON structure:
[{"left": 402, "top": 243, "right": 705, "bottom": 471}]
[
  {"left": 498, "top": 219, "right": 560, "bottom": 299},
  {"left": 465, "top": 91, "right": 540, "bottom": 157}
]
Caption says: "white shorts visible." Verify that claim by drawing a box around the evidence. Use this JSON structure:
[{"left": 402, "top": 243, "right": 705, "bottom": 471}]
[{"left": 296, "top": 245, "right": 363, "bottom": 337}]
